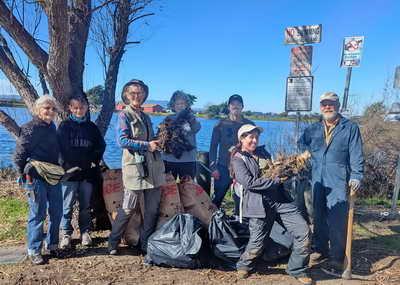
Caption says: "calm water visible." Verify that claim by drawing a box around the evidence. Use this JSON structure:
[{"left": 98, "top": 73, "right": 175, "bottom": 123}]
[{"left": 0, "top": 107, "right": 296, "bottom": 169}]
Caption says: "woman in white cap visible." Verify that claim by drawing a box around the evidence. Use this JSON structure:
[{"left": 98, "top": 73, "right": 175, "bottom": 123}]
[{"left": 230, "top": 124, "right": 312, "bottom": 285}]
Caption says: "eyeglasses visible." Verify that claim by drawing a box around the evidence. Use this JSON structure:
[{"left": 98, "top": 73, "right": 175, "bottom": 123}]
[{"left": 42, "top": 106, "right": 58, "bottom": 112}]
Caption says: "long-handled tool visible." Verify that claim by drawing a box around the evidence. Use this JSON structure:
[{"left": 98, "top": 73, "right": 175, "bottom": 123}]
[{"left": 342, "top": 186, "right": 357, "bottom": 279}]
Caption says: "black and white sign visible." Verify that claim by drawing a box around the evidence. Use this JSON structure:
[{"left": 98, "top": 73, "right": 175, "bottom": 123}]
[{"left": 285, "top": 76, "right": 313, "bottom": 112}]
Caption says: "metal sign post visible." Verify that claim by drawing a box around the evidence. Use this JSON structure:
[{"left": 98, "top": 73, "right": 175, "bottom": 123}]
[
  {"left": 340, "top": 36, "right": 364, "bottom": 113},
  {"left": 390, "top": 153, "right": 400, "bottom": 216},
  {"left": 341, "top": 67, "right": 353, "bottom": 112},
  {"left": 394, "top": 66, "right": 400, "bottom": 89}
]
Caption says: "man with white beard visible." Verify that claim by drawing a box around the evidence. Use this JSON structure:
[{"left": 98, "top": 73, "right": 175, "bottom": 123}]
[{"left": 298, "top": 92, "right": 364, "bottom": 273}]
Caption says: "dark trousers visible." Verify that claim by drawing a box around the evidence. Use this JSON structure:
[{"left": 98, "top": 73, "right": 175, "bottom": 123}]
[
  {"left": 236, "top": 203, "right": 311, "bottom": 278},
  {"left": 211, "top": 164, "right": 240, "bottom": 215},
  {"left": 313, "top": 184, "right": 348, "bottom": 263},
  {"left": 163, "top": 161, "right": 196, "bottom": 179}
]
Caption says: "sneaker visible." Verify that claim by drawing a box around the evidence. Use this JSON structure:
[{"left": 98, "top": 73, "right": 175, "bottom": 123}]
[
  {"left": 81, "top": 232, "right": 93, "bottom": 246},
  {"left": 60, "top": 235, "right": 72, "bottom": 249},
  {"left": 237, "top": 269, "right": 249, "bottom": 279},
  {"left": 294, "top": 276, "right": 313, "bottom": 285},
  {"left": 143, "top": 254, "right": 153, "bottom": 267},
  {"left": 109, "top": 249, "right": 118, "bottom": 255},
  {"left": 29, "top": 254, "right": 44, "bottom": 265}
]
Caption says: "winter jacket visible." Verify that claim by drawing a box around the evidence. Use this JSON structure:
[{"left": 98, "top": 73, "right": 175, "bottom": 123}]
[
  {"left": 298, "top": 115, "right": 364, "bottom": 205},
  {"left": 57, "top": 116, "right": 106, "bottom": 182},
  {"left": 118, "top": 105, "right": 165, "bottom": 190},
  {"left": 161, "top": 112, "right": 201, "bottom": 163},
  {"left": 230, "top": 147, "right": 282, "bottom": 218},
  {"left": 14, "top": 118, "right": 60, "bottom": 178},
  {"left": 209, "top": 117, "right": 254, "bottom": 171}
]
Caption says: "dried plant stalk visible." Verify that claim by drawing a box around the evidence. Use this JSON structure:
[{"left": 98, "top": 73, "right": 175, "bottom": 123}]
[
  {"left": 156, "top": 109, "right": 195, "bottom": 159},
  {"left": 261, "top": 151, "right": 311, "bottom": 179}
]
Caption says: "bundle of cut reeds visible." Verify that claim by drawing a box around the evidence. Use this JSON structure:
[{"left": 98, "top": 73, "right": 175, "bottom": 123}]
[{"left": 261, "top": 151, "right": 311, "bottom": 179}]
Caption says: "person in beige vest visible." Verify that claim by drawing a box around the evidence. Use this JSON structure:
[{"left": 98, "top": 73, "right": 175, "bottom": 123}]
[{"left": 108, "top": 79, "right": 165, "bottom": 255}]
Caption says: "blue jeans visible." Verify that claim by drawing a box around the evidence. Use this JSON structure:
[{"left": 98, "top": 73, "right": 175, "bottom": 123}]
[
  {"left": 27, "top": 179, "right": 62, "bottom": 256},
  {"left": 211, "top": 164, "right": 233, "bottom": 208},
  {"left": 61, "top": 181, "right": 93, "bottom": 236}
]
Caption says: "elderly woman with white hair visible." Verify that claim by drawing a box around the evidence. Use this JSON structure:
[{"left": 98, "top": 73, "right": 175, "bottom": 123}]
[{"left": 14, "top": 95, "right": 63, "bottom": 265}]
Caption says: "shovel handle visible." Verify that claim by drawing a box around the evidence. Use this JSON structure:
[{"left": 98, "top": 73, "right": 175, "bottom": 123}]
[{"left": 342, "top": 187, "right": 357, "bottom": 280}]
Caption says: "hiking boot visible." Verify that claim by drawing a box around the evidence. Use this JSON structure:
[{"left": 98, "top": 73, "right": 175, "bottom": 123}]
[
  {"left": 310, "top": 252, "right": 328, "bottom": 263},
  {"left": 237, "top": 269, "right": 249, "bottom": 279},
  {"left": 29, "top": 254, "right": 44, "bottom": 265},
  {"left": 81, "top": 232, "right": 92, "bottom": 246},
  {"left": 294, "top": 276, "right": 313, "bottom": 285},
  {"left": 60, "top": 235, "right": 72, "bottom": 249},
  {"left": 320, "top": 260, "right": 343, "bottom": 276}
]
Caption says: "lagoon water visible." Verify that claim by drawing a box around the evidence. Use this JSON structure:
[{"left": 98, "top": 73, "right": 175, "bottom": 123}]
[{"left": 0, "top": 107, "right": 296, "bottom": 169}]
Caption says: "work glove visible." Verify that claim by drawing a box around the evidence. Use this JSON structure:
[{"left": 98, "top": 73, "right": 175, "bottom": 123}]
[{"left": 348, "top": 179, "right": 361, "bottom": 192}]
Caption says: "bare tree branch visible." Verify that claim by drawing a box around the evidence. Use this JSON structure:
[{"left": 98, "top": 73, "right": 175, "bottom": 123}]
[
  {"left": 0, "top": 110, "right": 20, "bottom": 139},
  {"left": 39, "top": 71, "right": 49, "bottom": 95},
  {"left": 0, "top": 0, "right": 49, "bottom": 75},
  {"left": 126, "top": 41, "right": 141, "bottom": 44},
  {"left": 90, "top": 0, "right": 118, "bottom": 15},
  {"left": 0, "top": 34, "right": 38, "bottom": 113},
  {"left": 128, "top": 12, "right": 154, "bottom": 24}
]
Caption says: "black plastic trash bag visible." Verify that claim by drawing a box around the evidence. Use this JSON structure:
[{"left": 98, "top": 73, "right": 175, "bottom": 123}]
[
  {"left": 146, "top": 213, "right": 205, "bottom": 269},
  {"left": 208, "top": 210, "right": 247, "bottom": 269},
  {"left": 209, "top": 211, "right": 293, "bottom": 269}
]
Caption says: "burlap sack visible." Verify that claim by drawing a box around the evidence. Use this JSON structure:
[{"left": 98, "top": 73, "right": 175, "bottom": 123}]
[
  {"left": 102, "top": 169, "right": 142, "bottom": 246},
  {"left": 156, "top": 173, "right": 183, "bottom": 229},
  {"left": 178, "top": 178, "right": 217, "bottom": 226}
]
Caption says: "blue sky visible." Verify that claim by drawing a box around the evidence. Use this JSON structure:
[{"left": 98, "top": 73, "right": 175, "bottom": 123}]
[{"left": 2, "top": 0, "right": 400, "bottom": 113}]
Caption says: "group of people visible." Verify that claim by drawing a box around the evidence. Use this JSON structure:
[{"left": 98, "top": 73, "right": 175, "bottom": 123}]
[{"left": 14, "top": 79, "right": 364, "bottom": 285}]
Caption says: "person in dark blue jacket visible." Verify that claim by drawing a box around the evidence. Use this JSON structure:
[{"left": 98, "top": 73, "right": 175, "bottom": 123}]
[
  {"left": 57, "top": 95, "right": 106, "bottom": 249},
  {"left": 298, "top": 92, "right": 364, "bottom": 272}
]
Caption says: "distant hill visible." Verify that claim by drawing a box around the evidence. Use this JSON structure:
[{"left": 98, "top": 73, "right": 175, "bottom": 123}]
[{"left": 146, "top": 100, "right": 169, "bottom": 109}]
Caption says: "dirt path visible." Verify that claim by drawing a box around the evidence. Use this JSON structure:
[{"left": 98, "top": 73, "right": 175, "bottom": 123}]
[{"left": 0, "top": 225, "right": 399, "bottom": 285}]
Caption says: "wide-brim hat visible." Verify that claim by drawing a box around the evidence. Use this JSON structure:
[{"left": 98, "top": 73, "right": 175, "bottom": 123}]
[
  {"left": 121, "top": 79, "right": 149, "bottom": 105},
  {"left": 237, "top": 124, "right": 263, "bottom": 140}
]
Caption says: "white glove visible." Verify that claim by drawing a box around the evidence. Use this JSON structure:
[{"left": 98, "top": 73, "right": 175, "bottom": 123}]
[{"left": 348, "top": 179, "right": 361, "bottom": 192}]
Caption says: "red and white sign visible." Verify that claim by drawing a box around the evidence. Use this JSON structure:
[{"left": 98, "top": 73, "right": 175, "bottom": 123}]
[{"left": 290, "top": 46, "right": 313, "bottom": 76}]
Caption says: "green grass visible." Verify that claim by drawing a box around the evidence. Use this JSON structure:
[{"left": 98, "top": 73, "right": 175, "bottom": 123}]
[
  {"left": 0, "top": 198, "right": 28, "bottom": 242},
  {"left": 356, "top": 198, "right": 400, "bottom": 208}
]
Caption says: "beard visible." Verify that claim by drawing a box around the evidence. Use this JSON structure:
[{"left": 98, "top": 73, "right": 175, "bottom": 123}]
[{"left": 322, "top": 110, "right": 338, "bottom": 121}]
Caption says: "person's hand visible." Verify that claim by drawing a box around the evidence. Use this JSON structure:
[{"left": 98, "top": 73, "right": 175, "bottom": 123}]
[
  {"left": 211, "top": 170, "right": 220, "bottom": 180},
  {"left": 348, "top": 179, "right": 361, "bottom": 192},
  {"left": 148, "top": 140, "right": 160, "bottom": 152},
  {"left": 279, "top": 176, "right": 290, "bottom": 183}
]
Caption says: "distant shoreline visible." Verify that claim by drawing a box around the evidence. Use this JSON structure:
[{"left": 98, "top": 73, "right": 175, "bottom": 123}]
[{"left": 0, "top": 105, "right": 317, "bottom": 122}]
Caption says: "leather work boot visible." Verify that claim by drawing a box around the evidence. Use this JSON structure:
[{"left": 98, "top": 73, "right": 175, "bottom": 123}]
[
  {"left": 294, "top": 275, "right": 313, "bottom": 285},
  {"left": 81, "top": 232, "right": 93, "bottom": 246},
  {"left": 310, "top": 252, "right": 329, "bottom": 263},
  {"left": 237, "top": 269, "right": 249, "bottom": 279},
  {"left": 60, "top": 235, "right": 72, "bottom": 249}
]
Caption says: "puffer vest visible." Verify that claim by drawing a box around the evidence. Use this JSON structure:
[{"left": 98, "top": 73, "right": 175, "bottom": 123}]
[{"left": 121, "top": 106, "right": 165, "bottom": 190}]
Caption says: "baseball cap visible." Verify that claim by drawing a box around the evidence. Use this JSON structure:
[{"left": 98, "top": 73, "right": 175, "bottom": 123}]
[
  {"left": 228, "top": 94, "right": 243, "bottom": 105},
  {"left": 237, "top": 124, "right": 263, "bottom": 140},
  {"left": 320, "top": 92, "right": 339, "bottom": 102}
]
